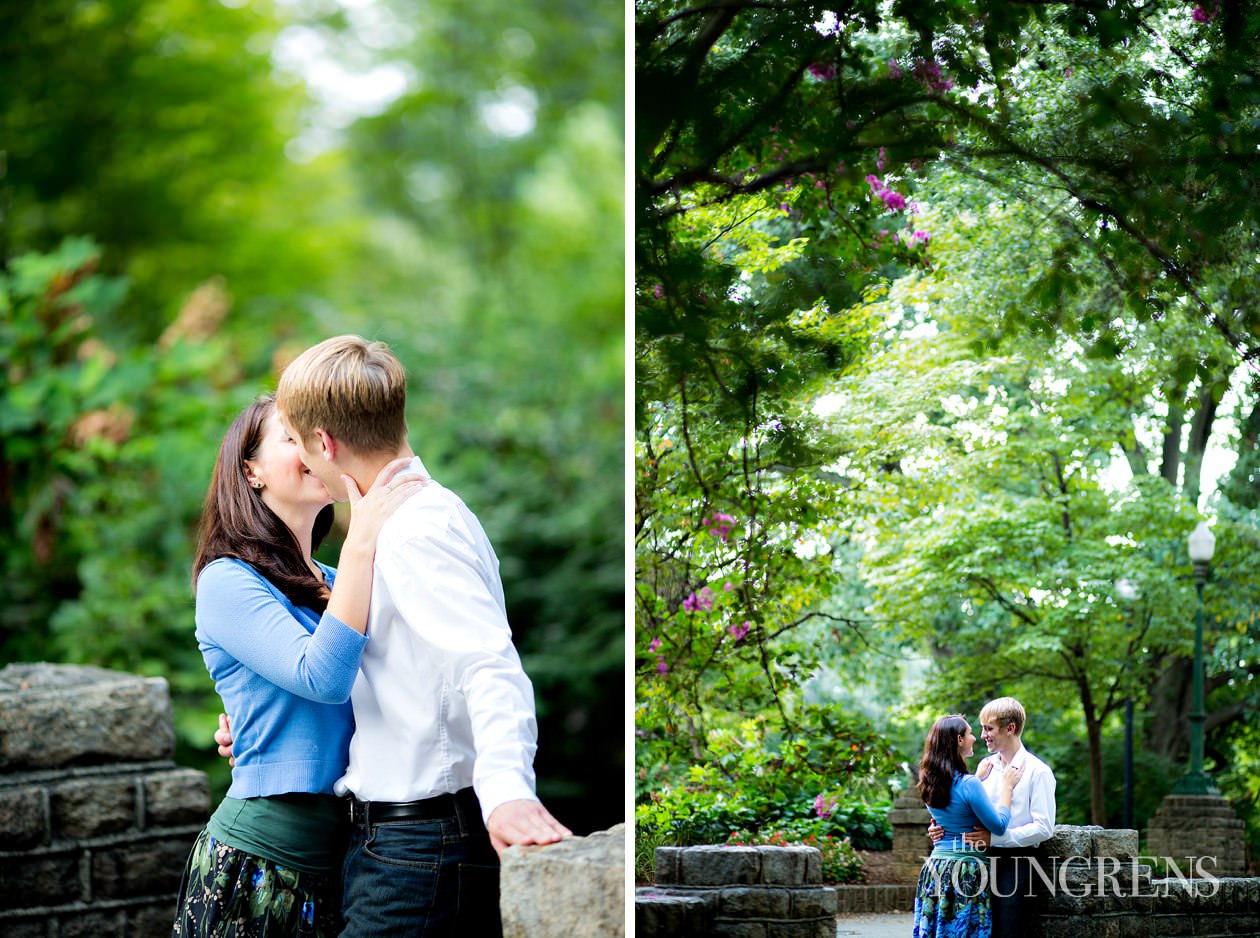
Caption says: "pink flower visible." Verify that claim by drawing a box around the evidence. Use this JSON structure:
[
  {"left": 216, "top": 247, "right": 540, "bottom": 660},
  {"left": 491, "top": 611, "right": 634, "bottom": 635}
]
[
  {"left": 648, "top": 637, "right": 663, "bottom": 652},
  {"left": 657, "top": 660, "right": 669, "bottom": 674},
  {"left": 913, "top": 58, "right": 954, "bottom": 93},
  {"left": 728, "top": 621, "right": 752, "bottom": 642},
  {"left": 876, "top": 147, "right": 887, "bottom": 171},
  {"left": 1191, "top": 1, "right": 1219, "bottom": 21},
  {"left": 682, "top": 587, "right": 716, "bottom": 613},
  {"left": 652, "top": 284, "right": 663, "bottom": 298},
  {"left": 911, "top": 230, "right": 930, "bottom": 245},
  {"left": 878, "top": 188, "right": 906, "bottom": 211},
  {"left": 887, "top": 59, "right": 904, "bottom": 80},
  {"left": 703, "top": 512, "right": 735, "bottom": 540},
  {"left": 808, "top": 62, "right": 837, "bottom": 81}
]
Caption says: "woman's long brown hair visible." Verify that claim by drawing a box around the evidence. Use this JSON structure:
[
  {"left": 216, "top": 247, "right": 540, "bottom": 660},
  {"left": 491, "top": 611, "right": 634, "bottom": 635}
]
[
  {"left": 916, "top": 714, "right": 972, "bottom": 810},
  {"left": 191, "top": 394, "right": 333, "bottom": 610}
]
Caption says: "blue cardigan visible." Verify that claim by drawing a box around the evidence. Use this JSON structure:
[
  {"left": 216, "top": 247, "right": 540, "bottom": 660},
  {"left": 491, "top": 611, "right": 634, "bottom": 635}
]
[
  {"left": 195, "top": 557, "right": 367, "bottom": 799},
  {"left": 926, "top": 773, "right": 1011, "bottom": 853}
]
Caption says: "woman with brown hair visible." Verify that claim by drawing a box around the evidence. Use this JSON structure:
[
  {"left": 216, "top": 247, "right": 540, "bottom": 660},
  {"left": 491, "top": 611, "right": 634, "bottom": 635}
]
[
  {"left": 172, "top": 394, "right": 425, "bottom": 936},
  {"left": 912, "top": 714, "right": 1023, "bottom": 938}
]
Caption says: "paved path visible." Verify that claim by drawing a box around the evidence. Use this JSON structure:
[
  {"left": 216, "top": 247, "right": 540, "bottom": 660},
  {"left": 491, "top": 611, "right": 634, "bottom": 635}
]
[{"left": 834, "top": 912, "right": 913, "bottom": 936}]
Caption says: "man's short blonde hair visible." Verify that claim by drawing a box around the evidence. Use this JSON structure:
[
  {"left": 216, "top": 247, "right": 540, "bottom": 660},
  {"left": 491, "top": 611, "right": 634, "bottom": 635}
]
[
  {"left": 276, "top": 335, "right": 407, "bottom": 455},
  {"left": 979, "top": 697, "right": 1026, "bottom": 736}
]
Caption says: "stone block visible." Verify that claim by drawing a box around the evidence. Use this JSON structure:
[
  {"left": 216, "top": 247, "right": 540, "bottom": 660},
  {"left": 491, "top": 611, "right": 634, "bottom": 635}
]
[
  {"left": 0, "top": 664, "right": 174, "bottom": 769},
  {"left": 710, "top": 924, "right": 766, "bottom": 938},
  {"left": 0, "top": 850, "right": 83, "bottom": 909},
  {"left": 1224, "top": 913, "right": 1260, "bottom": 935},
  {"left": 499, "top": 824, "right": 623, "bottom": 938},
  {"left": 60, "top": 909, "right": 126, "bottom": 938},
  {"left": 52, "top": 777, "right": 137, "bottom": 839},
  {"left": 0, "top": 787, "right": 47, "bottom": 849},
  {"left": 718, "top": 885, "right": 790, "bottom": 918},
  {"left": 680, "top": 845, "right": 761, "bottom": 886},
  {"left": 654, "top": 846, "right": 682, "bottom": 884},
  {"left": 635, "top": 889, "right": 716, "bottom": 938},
  {"left": 0, "top": 916, "right": 52, "bottom": 938},
  {"left": 1119, "top": 914, "right": 1153, "bottom": 938},
  {"left": 758, "top": 846, "right": 816, "bottom": 885},
  {"left": 128, "top": 899, "right": 186, "bottom": 938},
  {"left": 1150, "top": 914, "right": 1195, "bottom": 936},
  {"left": 1043, "top": 824, "right": 1102, "bottom": 860},
  {"left": 789, "top": 886, "right": 837, "bottom": 918},
  {"left": 91, "top": 836, "right": 192, "bottom": 899},
  {"left": 1093, "top": 828, "right": 1139, "bottom": 860},
  {"left": 144, "top": 769, "right": 210, "bottom": 827}
]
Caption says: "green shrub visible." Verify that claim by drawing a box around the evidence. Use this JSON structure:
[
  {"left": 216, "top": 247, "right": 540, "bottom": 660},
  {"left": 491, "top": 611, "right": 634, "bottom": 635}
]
[{"left": 727, "top": 828, "right": 865, "bottom": 883}]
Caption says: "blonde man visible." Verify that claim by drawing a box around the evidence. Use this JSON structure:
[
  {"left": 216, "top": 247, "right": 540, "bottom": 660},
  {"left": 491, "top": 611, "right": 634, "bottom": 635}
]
[
  {"left": 277, "top": 335, "right": 571, "bottom": 936},
  {"left": 929, "top": 696, "right": 1056, "bottom": 938}
]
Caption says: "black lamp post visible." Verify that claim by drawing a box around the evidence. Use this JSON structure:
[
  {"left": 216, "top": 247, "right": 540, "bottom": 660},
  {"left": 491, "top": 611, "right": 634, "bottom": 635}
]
[
  {"left": 1115, "top": 578, "right": 1139, "bottom": 828},
  {"left": 1172, "top": 521, "right": 1219, "bottom": 796}
]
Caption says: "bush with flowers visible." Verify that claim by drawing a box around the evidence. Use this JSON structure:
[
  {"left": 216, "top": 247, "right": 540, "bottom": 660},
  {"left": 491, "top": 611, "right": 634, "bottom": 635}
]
[
  {"left": 634, "top": 711, "right": 894, "bottom": 882},
  {"left": 726, "top": 827, "right": 865, "bottom": 883}
]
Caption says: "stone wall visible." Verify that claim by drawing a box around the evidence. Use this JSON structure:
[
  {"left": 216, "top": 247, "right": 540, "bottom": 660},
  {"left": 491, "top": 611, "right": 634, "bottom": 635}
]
[
  {"left": 500, "top": 823, "right": 625, "bottom": 938},
  {"left": 0, "top": 663, "right": 210, "bottom": 937},
  {"left": 1031, "top": 825, "right": 1260, "bottom": 938},
  {"left": 636, "top": 844, "right": 837, "bottom": 937}
]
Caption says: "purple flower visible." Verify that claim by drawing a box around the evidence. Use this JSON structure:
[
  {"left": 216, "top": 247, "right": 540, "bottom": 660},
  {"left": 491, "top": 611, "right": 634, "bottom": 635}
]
[
  {"left": 876, "top": 147, "right": 887, "bottom": 171},
  {"left": 1192, "top": 2, "right": 1218, "bottom": 22},
  {"left": 703, "top": 512, "right": 735, "bottom": 540},
  {"left": 887, "top": 59, "right": 904, "bottom": 80},
  {"left": 652, "top": 284, "right": 663, "bottom": 298},
  {"left": 878, "top": 188, "right": 907, "bottom": 211},
  {"left": 911, "top": 230, "right": 930, "bottom": 245},
  {"left": 682, "top": 587, "right": 716, "bottom": 613},
  {"left": 813, "top": 793, "right": 840, "bottom": 818},
  {"left": 913, "top": 58, "right": 954, "bottom": 93},
  {"left": 808, "top": 62, "right": 837, "bottom": 81},
  {"left": 648, "top": 637, "right": 663, "bottom": 652},
  {"left": 728, "top": 621, "right": 752, "bottom": 642},
  {"left": 657, "top": 660, "right": 669, "bottom": 674},
  {"left": 865, "top": 173, "right": 883, "bottom": 191}
]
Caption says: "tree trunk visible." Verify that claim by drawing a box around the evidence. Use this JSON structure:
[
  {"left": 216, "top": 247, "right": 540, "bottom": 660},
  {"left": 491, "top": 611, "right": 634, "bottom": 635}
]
[{"left": 1079, "top": 680, "right": 1107, "bottom": 824}]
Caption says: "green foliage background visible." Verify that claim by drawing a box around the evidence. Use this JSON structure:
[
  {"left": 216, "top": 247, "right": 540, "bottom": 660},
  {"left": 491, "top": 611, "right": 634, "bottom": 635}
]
[
  {"left": 1, "top": 0, "right": 624, "bottom": 835},
  {"left": 636, "top": 0, "right": 1260, "bottom": 873}
]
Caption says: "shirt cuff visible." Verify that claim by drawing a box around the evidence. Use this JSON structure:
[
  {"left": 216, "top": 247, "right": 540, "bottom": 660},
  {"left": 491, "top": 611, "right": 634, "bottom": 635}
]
[{"left": 475, "top": 770, "right": 538, "bottom": 825}]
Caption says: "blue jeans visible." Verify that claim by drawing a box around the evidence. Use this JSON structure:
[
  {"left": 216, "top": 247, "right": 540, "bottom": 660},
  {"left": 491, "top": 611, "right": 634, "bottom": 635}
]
[{"left": 339, "top": 790, "right": 501, "bottom": 937}]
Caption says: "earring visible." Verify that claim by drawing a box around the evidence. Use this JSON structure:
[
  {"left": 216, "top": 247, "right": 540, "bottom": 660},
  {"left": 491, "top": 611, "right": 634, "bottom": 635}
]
[{"left": 253, "top": 481, "right": 263, "bottom": 489}]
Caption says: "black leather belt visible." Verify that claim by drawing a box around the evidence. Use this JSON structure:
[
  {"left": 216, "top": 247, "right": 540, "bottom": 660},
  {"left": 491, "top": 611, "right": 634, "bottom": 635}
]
[{"left": 347, "top": 789, "right": 471, "bottom": 826}]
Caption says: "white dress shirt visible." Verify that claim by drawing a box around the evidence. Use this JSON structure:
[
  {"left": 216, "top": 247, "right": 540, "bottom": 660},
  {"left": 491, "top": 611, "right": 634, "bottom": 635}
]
[
  {"left": 334, "top": 458, "right": 539, "bottom": 823},
  {"left": 978, "top": 743, "right": 1056, "bottom": 848}
]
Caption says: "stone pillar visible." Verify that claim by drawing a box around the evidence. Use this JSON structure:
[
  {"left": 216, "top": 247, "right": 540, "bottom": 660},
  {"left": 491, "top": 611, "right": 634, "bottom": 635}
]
[
  {"left": 499, "top": 823, "right": 625, "bottom": 938},
  {"left": 636, "top": 844, "right": 837, "bottom": 937},
  {"left": 887, "top": 790, "right": 932, "bottom": 883},
  {"left": 0, "top": 663, "right": 210, "bottom": 938},
  {"left": 1145, "top": 793, "right": 1248, "bottom": 876}
]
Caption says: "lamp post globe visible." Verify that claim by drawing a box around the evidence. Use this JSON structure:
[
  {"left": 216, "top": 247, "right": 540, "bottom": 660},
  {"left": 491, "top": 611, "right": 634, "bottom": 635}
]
[{"left": 1173, "top": 521, "right": 1218, "bottom": 796}]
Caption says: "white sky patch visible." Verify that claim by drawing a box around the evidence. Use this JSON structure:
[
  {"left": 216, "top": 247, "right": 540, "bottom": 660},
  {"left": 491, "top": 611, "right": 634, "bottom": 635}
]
[
  {"left": 272, "top": 0, "right": 415, "bottom": 161},
  {"left": 479, "top": 83, "right": 538, "bottom": 138}
]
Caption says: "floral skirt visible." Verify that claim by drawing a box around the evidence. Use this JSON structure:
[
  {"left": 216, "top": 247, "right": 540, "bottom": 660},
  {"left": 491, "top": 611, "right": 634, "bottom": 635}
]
[
  {"left": 172, "top": 828, "right": 342, "bottom": 937},
  {"left": 912, "top": 852, "right": 992, "bottom": 938}
]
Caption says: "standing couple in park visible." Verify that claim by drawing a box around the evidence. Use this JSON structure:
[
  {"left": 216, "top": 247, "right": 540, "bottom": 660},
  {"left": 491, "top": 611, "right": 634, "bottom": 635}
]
[
  {"left": 172, "top": 335, "right": 571, "bottom": 937},
  {"left": 913, "top": 697, "right": 1058, "bottom": 938}
]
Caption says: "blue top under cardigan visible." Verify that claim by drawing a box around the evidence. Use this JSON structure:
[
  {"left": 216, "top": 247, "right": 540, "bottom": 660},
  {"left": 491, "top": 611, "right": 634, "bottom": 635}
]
[
  {"left": 195, "top": 557, "right": 367, "bottom": 799},
  {"left": 926, "top": 772, "right": 1011, "bottom": 854}
]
